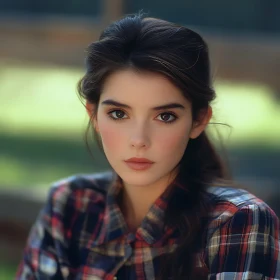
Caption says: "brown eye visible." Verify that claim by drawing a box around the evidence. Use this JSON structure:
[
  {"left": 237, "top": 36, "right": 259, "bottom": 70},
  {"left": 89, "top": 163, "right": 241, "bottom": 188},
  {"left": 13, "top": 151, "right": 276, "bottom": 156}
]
[
  {"left": 161, "top": 113, "right": 171, "bottom": 121},
  {"left": 156, "top": 112, "right": 177, "bottom": 123},
  {"left": 115, "top": 110, "right": 125, "bottom": 118},
  {"left": 108, "top": 110, "right": 128, "bottom": 120}
]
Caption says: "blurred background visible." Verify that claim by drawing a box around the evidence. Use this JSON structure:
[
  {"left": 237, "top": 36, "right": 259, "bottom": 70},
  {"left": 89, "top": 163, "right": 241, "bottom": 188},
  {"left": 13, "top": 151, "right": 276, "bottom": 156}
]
[{"left": 0, "top": 0, "right": 279, "bottom": 278}]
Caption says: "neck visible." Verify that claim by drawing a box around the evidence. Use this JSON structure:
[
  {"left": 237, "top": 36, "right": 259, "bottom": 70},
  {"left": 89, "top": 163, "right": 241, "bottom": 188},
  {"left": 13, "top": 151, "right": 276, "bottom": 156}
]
[{"left": 119, "top": 172, "right": 177, "bottom": 232}]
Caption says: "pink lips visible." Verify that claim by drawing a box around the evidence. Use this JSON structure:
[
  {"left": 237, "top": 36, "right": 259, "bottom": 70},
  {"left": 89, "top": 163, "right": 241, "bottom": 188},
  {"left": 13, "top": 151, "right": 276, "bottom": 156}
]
[{"left": 124, "top": 157, "right": 154, "bottom": 171}]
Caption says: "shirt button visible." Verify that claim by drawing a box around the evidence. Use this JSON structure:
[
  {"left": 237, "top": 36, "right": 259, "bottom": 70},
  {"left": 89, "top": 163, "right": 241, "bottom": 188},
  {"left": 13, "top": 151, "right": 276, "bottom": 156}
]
[{"left": 125, "top": 244, "right": 132, "bottom": 258}]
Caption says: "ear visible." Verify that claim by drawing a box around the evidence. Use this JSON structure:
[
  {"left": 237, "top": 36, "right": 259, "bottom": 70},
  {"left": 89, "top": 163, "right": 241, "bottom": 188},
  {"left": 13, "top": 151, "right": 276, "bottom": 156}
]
[
  {"left": 86, "top": 101, "right": 99, "bottom": 133},
  {"left": 189, "top": 106, "right": 212, "bottom": 139}
]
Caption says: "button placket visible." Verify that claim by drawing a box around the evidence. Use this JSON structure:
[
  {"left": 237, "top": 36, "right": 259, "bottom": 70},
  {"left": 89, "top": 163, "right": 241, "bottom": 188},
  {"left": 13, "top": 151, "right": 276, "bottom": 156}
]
[
  {"left": 124, "top": 243, "right": 133, "bottom": 259},
  {"left": 112, "top": 243, "right": 133, "bottom": 280}
]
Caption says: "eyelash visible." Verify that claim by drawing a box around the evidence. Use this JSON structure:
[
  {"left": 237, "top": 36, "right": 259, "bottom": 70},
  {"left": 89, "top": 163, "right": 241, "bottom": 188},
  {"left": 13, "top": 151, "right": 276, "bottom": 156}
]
[{"left": 107, "top": 109, "right": 178, "bottom": 124}]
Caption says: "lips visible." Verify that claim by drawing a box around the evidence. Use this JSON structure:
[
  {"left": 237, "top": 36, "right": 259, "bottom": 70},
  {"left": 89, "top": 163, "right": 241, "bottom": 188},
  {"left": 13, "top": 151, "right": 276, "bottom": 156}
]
[
  {"left": 125, "top": 157, "right": 154, "bottom": 163},
  {"left": 124, "top": 157, "right": 154, "bottom": 171}
]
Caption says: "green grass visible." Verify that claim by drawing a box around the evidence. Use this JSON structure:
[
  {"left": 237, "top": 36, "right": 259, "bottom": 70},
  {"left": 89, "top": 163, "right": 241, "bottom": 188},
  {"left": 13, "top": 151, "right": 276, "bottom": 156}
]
[
  {"left": 0, "top": 60, "right": 280, "bottom": 189},
  {"left": 0, "top": 61, "right": 85, "bottom": 136},
  {"left": 0, "top": 131, "right": 109, "bottom": 187},
  {"left": 0, "top": 263, "right": 16, "bottom": 280},
  {"left": 211, "top": 80, "right": 280, "bottom": 147},
  {"left": 1, "top": 61, "right": 279, "bottom": 142}
]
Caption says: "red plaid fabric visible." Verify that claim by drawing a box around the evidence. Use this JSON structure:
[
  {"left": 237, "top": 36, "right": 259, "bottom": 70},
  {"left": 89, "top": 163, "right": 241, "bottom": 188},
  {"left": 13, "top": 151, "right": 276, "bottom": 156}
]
[{"left": 16, "top": 172, "right": 280, "bottom": 279}]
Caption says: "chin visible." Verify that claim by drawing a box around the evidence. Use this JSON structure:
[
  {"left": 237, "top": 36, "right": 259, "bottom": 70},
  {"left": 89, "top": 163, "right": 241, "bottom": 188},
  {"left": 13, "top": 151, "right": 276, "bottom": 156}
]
[{"left": 116, "top": 170, "right": 157, "bottom": 187}]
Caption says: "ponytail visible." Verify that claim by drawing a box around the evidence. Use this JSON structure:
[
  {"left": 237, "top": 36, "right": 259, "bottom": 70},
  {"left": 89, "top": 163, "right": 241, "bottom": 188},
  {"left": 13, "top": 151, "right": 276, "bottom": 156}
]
[{"left": 157, "top": 132, "right": 228, "bottom": 279}]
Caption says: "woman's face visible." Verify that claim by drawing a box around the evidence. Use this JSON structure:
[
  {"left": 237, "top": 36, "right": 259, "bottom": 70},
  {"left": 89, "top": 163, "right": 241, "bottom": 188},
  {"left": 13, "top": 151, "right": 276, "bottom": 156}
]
[{"left": 88, "top": 69, "right": 210, "bottom": 189}]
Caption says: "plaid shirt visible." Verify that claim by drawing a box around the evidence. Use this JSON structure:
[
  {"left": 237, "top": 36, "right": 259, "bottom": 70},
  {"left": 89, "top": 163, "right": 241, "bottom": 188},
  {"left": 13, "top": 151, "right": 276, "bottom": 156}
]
[{"left": 16, "top": 172, "right": 280, "bottom": 280}]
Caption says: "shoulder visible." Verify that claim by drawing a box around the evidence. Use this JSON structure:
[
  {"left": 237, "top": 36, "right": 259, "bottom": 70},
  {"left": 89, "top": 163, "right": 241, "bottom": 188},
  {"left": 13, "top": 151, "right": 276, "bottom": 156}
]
[
  {"left": 50, "top": 171, "right": 114, "bottom": 194},
  {"left": 207, "top": 185, "right": 264, "bottom": 207},
  {"left": 205, "top": 185, "right": 279, "bottom": 234},
  {"left": 45, "top": 171, "right": 115, "bottom": 217},
  {"left": 204, "top": 186, "right": 280, "bottom": 277}
]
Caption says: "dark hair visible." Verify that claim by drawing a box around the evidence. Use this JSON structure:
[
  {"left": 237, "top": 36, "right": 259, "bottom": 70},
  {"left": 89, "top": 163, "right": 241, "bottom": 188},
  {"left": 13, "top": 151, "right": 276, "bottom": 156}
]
[{"left": 78, "top": 13, "right": 229, "bottom": 280}]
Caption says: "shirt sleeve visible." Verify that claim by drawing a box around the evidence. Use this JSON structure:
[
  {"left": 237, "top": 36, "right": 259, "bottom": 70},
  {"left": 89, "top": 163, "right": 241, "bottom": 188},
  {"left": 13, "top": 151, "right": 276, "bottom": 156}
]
[
  {"left": 15, "top": 184, "right": 71, "bottom": 280},
  {"left": 206, "top": 203, "right": 280, "bottom": 280}
]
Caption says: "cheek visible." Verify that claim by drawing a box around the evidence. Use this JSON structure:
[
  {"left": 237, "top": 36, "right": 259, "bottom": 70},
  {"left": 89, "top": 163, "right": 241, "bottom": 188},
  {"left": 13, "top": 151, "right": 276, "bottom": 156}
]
[
  {"left": 155, "top": 125, "right": 191, "bottom": 154},
  {"left": 98, "top": 121, "right": 123, "bottom": 152}
]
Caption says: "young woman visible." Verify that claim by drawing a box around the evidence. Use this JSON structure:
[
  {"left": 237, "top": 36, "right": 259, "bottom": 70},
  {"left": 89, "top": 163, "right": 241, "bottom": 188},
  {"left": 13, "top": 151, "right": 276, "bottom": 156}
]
[{"left": 16, "top": 14, "right": 279, "bottom": 279}]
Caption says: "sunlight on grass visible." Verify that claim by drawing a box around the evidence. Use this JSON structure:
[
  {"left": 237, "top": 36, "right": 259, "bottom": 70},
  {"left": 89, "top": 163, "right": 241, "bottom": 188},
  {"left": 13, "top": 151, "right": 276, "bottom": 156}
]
[
  {"left": 213, "top": 81, "right": 280, "bottom": 147},
  {"left": 1, "top": 61, "right": 280, "bottom": 187},
  {"left": 0, "top": 62, "right": 87, "bottom": 137},
  {"left": 0, "top": 156, "right": 83, "bottom": 187},
  {"left": 1, "top": 61, "right": 279, "bottom": 145}
]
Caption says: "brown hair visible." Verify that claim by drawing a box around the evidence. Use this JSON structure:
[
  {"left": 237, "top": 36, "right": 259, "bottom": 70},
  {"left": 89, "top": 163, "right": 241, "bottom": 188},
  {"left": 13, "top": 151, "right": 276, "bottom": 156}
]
[{"left": 77, "top": 13, "right": 230, "bottom": 279}]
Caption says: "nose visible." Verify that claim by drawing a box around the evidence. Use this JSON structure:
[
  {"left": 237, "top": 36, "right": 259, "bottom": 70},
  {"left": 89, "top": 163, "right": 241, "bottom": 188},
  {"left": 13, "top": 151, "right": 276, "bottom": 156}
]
[{"left": 129, "top": 123, "right": 150, "bottom": 149}]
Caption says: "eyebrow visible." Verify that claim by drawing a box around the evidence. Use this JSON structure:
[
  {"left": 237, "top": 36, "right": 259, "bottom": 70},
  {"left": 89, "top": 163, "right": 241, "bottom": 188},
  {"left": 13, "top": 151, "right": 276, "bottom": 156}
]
[{"left": 101, "top": 99, "right": 185, "bottom": 110}]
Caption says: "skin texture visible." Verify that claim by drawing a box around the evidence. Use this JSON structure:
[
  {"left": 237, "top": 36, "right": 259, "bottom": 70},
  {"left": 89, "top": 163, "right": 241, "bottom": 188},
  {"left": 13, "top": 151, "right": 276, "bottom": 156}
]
[{"left": 86, "top": 69, "right": 212, "bottom": 230}]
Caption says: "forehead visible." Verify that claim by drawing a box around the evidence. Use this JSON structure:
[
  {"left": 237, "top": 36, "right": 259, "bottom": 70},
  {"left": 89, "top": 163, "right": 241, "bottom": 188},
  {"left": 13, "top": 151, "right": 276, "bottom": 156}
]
[{"left": 100, "top": 69, "right": 190, "bottom": 107}]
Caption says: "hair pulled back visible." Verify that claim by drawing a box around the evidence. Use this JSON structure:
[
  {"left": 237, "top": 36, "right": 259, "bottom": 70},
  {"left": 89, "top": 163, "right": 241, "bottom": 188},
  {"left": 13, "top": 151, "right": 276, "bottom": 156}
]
[{"left": 78, "top": 13, "right": 228, "bottom": 280}]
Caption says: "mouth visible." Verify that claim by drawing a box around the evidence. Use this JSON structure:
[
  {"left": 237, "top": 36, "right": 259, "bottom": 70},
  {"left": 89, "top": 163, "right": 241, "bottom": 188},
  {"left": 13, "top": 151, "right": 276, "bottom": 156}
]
[
  {"left": 124, "top": 158, "right": 154, "bottom": 171},
  {"left": 125, "top": 157, "right": 154, "bottom": 163}
]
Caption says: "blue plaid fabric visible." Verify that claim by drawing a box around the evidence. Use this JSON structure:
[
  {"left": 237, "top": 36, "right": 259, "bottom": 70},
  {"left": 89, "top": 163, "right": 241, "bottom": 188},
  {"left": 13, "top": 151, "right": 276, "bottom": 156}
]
[{"left": 16, "top": 172, "right": 280, "bottom": 279}]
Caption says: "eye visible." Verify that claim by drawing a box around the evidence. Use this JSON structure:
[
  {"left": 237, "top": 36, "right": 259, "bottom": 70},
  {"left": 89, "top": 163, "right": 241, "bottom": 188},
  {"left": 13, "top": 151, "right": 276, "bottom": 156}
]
[
  {"left": 108, "top": 109, "right": 128, "bottom": 120},
  {"left": 156, "top": 112, "right": 177, "bottom": 123}
]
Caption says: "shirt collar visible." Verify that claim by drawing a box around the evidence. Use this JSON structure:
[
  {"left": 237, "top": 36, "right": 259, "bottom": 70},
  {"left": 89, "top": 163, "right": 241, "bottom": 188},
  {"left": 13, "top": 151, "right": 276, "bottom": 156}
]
[{"left": 93, "top": 173, "right": 179, "bottom": 247}]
